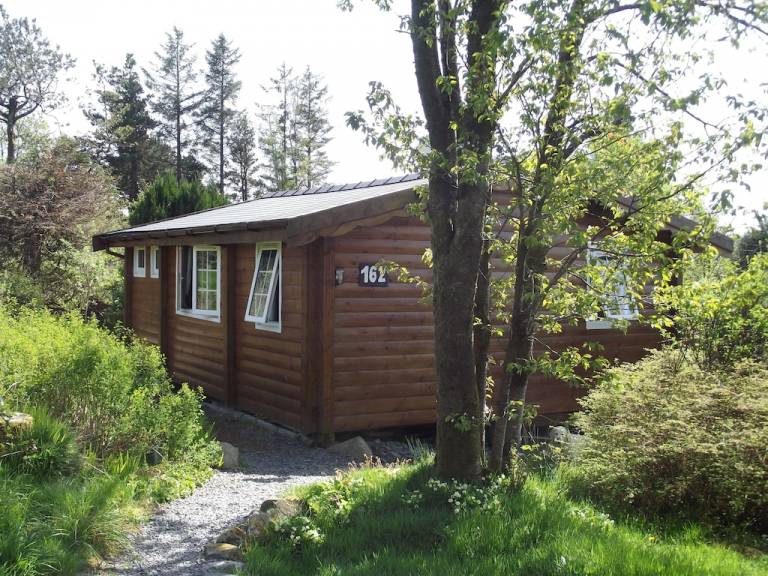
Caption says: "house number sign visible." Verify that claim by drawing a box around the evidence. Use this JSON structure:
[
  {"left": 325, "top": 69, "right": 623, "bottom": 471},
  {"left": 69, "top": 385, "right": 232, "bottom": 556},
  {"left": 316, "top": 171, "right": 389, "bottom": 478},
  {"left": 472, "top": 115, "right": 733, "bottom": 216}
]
[{"left": 358, "top": 263, "right": 388, "bottom": 286}]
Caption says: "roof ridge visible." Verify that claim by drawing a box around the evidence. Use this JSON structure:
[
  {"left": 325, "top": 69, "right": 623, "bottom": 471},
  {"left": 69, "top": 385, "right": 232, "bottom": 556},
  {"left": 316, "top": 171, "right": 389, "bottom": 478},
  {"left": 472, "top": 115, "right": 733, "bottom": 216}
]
[{"left": 258, "top": 173, "right": 422, "bottom": 200}]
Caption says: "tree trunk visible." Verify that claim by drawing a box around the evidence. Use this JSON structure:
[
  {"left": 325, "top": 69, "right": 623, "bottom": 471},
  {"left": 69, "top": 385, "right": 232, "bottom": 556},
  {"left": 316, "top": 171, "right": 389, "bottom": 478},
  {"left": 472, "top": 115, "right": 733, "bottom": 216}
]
[
  {"left": 219, "top": 93, "right": 225, "bottom": 194},
  {"left": 431, "top": 178, "right": 486, "bottom": 480},
  {"left": 6, "top": 98, "right": 17, "bottom": 163},
  {"left": 473, "top": 238, "right": 492, "bottom": 454}
]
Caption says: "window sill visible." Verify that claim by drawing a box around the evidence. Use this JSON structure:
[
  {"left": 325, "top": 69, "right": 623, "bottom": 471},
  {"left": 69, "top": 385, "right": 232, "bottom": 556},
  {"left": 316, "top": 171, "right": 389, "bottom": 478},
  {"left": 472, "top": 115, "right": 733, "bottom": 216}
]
[
  {"left": 176, "top": 309, "right": 221, "bottom": 323},
  {"left": 250, "top": 320, "right": 282, "bottom": 334}
]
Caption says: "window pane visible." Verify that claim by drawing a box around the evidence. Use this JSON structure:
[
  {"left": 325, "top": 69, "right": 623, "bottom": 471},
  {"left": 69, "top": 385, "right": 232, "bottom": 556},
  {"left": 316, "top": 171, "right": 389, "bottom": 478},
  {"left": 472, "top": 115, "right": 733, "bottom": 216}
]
[
  {"left": 180, "top": 247, "right": 193, "bottom": 309},
  {"left": 137, "top": 249, "right": 145, "bottom": 268}
]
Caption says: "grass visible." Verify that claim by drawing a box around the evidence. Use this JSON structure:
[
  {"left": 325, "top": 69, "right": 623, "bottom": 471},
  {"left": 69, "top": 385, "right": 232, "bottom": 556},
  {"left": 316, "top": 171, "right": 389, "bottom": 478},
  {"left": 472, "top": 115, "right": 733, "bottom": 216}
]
[
  {"left": 243, "top": 460, "right": 768, "bottom": 576},
  {"left": 0, "top": 458, "right": 145, "bottom": 576}
]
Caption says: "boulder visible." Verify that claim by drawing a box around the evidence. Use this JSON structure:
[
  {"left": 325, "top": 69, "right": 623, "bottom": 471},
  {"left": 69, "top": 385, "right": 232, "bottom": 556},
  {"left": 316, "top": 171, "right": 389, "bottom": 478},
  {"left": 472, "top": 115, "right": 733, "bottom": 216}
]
[
  {"left": 245, "top": 510, "right": 273, "bottom": 538},
  {"left": 548, "top": 426, "right": 586, "bottom": 458},
  {"left": 219, "top": 441, "right": 239, "bottom": 469},
  {"left": 260, "top": 498, "right": 301, "bottom": 520},
  {"left": 328, "top": 436, "right": 372, "bottom": 461},
  {"left": 215, "top": 525, "right": 248, "bottom": 546},
  {"left": 204, "top": 542, "right": 242, "bottom": 561},
  {"left": 548, "top": 425, "right": 570, "bottom": 444},
  {"left": 1, "top": 412, "right": 33, "bottom": 431}
]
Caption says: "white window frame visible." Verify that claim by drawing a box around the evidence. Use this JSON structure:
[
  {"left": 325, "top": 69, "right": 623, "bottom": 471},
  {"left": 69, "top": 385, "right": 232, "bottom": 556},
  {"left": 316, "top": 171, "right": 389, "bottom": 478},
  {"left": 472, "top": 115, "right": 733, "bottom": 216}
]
[
  {"left": 175, "top": 245, "right": 221, "bottom": 322},
  {"left": 133, "top": 246, "right": 146, "bottom": 278},
  {"left": 245, "top": 242, "right": 282, "bottom": 333},
  {"left": 150, "top": 246, "right": 160, "bottom": 279},
  {"left": 586, "top": 244, "right": 636, "bottom": 330}
]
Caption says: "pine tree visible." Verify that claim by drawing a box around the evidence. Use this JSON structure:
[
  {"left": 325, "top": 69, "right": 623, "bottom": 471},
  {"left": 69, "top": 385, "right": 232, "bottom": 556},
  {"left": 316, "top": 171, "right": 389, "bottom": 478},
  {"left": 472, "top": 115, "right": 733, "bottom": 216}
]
[
  {"left": 83, "top": 54, "right": 168, "bottom": 201},
  {"left": 295, "top": 67, "right": 333, "bottom": 188},
  {"left": 227, "top": 111, "right": 257, "bottom": 201},
  {"left": 0, "top": 5, "right": 74, "bottom": 163},
  {"left": 257, "top": 64, "right": 334, "bottom": 192},
  {"left": 145, "top": 27, "right": 201, "bottom": 182},
  {"left": 258, "top": 64, "right": 296, "bottom": 192},
  {"left": 199, "top": 34, "right": 241, "bottom": 194}
]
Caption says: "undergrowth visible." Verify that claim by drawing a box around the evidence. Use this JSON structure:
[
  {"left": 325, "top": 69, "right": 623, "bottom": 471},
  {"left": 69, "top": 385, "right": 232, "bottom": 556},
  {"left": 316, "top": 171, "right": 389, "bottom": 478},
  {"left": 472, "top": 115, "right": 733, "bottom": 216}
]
[{"left": 244, "top": 458, "right": 768, "bottom": 576}]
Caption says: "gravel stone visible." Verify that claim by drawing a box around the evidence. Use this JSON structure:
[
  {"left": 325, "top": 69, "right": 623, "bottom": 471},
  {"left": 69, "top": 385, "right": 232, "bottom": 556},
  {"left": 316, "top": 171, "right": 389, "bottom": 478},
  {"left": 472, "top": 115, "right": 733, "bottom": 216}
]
[{"left": 102, "top": 407, "right": 347, "bottom": 576}]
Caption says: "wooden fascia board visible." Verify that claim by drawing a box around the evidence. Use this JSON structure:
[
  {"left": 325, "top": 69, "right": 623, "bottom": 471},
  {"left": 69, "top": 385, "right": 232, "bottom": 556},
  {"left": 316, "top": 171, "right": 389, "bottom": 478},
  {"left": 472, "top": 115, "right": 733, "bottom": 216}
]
[
  {"left": 94, "top": 226, "right": 288, "bottom": 250},
  {"left": 285, "top": 188, "right": 417, "bottom": 246}
]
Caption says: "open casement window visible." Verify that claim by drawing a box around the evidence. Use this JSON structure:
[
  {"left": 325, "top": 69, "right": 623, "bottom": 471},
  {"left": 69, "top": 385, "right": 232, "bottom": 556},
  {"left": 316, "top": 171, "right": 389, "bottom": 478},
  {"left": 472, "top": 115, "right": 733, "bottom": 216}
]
[
  {"left": 245, "top": 243, "right": 282, "bottom": 332},
  {"left": 150, "top": 246, "right": 160, "bottom": 279},
  {"left": 586, "top": 245, "right": 636, "bottom": 329},
  {"left": 176, "top": 245, "right": 221, "bottom": 321},
  {"left": 133, "top": 247, "right": 146, "bottom": 277}
]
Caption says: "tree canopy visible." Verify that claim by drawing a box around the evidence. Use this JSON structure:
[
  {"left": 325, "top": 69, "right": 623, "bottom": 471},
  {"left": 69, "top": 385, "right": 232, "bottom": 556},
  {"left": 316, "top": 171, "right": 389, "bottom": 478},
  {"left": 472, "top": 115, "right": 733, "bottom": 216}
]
[{"left": 344, "top": 0, "right": 768, "bottom": 478}]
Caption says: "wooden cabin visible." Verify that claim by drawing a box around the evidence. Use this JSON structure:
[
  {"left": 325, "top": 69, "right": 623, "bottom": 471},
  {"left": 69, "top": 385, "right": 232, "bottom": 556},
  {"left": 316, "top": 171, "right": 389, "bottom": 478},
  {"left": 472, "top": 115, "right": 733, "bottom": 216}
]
[{"left": 92, "top": 174, "right": 732, "bottom": 439}]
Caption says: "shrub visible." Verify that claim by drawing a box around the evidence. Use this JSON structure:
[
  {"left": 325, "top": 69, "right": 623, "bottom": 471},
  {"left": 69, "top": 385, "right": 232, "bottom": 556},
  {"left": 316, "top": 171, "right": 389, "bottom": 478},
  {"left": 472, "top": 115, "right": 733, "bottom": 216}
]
[
  {"left": 573, "top": 348, "right": 768, "bottom": 531},
  {"left": 0, "top": 306, "right": 219, "bottom": 468},
  {"left": 655, "top": 252, "right": 768, "bottom": 369},
  {"left": 1, "top": 408, "right": 80, "bottom": 479},
  {"left": 129, "top": 170, "right": 229, "bottom": 225}
]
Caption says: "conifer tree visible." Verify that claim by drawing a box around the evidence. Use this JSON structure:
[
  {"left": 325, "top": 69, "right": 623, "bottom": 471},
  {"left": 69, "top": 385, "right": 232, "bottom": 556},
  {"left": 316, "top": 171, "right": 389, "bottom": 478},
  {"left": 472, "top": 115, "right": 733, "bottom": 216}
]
[
  {"left": 295, "top": 67, "right": 333, "bottom": 188},
  {"left": 258, "top": 63, "right": 295, "bottom": 191},
  {"left": 199, "top": 33, "right": 241, "bottom": 194},
  {"left": 145, "top": 27, "right": 201, "bottom": 182},
  {"left": 227, "top": 111, "right": 257, "bottom": 201},
  {"left": 84, "top": 54, "right": 168, "bottom": 201}
]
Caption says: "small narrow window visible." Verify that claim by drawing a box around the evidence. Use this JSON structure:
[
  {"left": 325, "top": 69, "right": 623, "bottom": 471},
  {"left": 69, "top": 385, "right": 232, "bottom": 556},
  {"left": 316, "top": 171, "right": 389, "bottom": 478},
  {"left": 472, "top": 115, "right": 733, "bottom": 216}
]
[
  {"left": 176, "top": 245, "right": 220, "bottom": 320},
  {"left": 150, "top": 246, "right": 160, "bottom": 279},
  {"left": 586, "top": 245, "right": 635, "bottom": 329},
  {"left": 245, "top": 243, "right": 282, "bottom": 331},
  {"left": 134, "top": 247, "right": 146, "bottom": 277}
]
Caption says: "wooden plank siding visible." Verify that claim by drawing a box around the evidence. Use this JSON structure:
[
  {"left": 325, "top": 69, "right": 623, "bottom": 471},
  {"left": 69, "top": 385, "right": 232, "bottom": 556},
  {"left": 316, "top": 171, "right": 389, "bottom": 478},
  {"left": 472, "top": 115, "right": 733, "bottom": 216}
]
[
  {"left": 164, "top": 247, "right": 227, "bottom": 402},
  {"left": 330, "top": 215, "right": 661, "bottom": 431},
  {"left": 131, "top": 274, "right": 161, "bottom": 345},
  {"left": 233, "top": 244, "right": 306, "bottom": 430}
]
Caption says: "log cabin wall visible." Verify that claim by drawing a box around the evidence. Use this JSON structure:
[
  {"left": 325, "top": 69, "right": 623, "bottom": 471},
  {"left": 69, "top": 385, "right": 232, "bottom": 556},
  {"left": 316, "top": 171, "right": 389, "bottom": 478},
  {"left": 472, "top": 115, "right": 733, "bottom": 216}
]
[
  {"left": 130, "top": 257, "right": 160, "bottom": 345},
  {"left": 164, "top": 247, "right": 227, "bottom": 402},
  {"left": 330, "top": 214, "right": 662, "bottom": 431},
  {"left": 233, "top": 244, "right": 306, "bottom": 430}
]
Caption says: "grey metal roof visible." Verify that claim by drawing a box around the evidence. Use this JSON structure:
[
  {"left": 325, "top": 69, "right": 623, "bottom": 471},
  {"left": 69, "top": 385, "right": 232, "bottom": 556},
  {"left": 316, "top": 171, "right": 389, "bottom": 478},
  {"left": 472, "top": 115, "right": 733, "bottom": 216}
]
[
  {"left": 92, "top": 172, "right": 731, "bottom": 253},
  {"left": 96, "top": 175, "right": 426, "bottom": 242}
]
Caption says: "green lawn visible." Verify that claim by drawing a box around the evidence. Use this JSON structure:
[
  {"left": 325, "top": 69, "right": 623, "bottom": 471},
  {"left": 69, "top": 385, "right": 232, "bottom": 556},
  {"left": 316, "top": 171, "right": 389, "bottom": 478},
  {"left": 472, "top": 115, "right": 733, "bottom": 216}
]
[{"left": 243, "top": 461, "right": 768, "bottom": 576}]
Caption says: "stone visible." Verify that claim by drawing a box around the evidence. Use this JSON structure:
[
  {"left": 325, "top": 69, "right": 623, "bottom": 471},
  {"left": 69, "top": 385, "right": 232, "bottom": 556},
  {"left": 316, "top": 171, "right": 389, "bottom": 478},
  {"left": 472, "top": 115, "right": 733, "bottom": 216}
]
[
  {"left": 219, "top": 441, "right": 239, "bottom": 469},
  {"left": 204, "top": 542, "right": 242, "bottom": 561},
  {"left": 328, "top": 436, "right": 372, "bottom": 461},
  {"left": 203, "top": 560, "right": 245, "bottom": 575},
  {"left": 245, "top": 511, "right": 273, "bottom": 537},
  {"left": 6, "top": 412, "right": 34, "bottom": 431},
  {"left": 215, "top": 525, "right": 248, "bottom": 546},
  {"left": 549, "top": 425, "right": 570, "bottom": 443},
  {"left": 260, "top": 498, "right": 301, "bottom": 520}
]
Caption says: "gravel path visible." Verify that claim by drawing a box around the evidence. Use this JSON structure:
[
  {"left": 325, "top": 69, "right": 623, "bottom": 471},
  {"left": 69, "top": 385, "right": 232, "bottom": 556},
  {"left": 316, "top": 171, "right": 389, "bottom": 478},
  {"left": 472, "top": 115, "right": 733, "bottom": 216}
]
[{"left": 104, "top": 406, "right": 348, "bottom": 576}]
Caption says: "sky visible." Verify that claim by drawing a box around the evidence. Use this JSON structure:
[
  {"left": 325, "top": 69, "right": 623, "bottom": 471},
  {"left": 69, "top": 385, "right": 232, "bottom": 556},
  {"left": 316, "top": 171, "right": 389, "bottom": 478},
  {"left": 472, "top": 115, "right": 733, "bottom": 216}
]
[{"left": 4, "top": 0, "right": 767, "bottom": 231}]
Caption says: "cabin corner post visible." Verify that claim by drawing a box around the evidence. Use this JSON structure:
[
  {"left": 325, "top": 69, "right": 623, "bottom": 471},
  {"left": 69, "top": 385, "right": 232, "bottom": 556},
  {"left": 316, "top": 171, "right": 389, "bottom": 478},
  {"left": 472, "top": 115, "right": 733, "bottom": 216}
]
[
  {"left": 159, "top": 245, "right": 171, "bottom": 365},
  {"left": 124, "top": 246, "right": 133, "bottom": 328},
  {"left": 223, "top": 245, "right": 238, "bottom": 408}
]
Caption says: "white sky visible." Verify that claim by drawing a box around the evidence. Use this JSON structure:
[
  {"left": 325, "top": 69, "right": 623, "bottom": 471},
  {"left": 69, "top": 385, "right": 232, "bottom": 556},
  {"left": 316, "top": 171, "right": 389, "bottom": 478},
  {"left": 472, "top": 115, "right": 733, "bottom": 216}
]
[{"left": 4, "top": 0, "right": 767, "bottom": 231}]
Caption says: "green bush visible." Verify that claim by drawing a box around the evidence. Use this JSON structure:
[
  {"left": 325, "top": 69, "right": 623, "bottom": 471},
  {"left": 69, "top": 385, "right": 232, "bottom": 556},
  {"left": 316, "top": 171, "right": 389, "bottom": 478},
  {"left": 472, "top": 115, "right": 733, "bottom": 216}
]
[
  {"left": 0, "top": 306, "right": 219, "bottom": 467},
  {"left": 655, "top": 253, "right": 768, "bottom": 368},
  {"left": 1, "top": 408, "right": 80, "bottom": 479},
  {"left": 129, "top": 170, "right": 229, "bottom": 225},
  {"left": 573, "top": 348, "right": 768, "bottom": 531}
]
